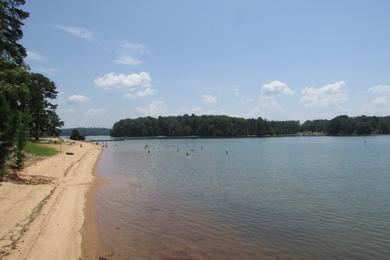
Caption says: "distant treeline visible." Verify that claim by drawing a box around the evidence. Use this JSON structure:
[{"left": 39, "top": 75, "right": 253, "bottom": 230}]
[
  {"left": 60, "top": 127, "right": 111, "bottom": 136},
  {"left": 110, "top": 114, "right": 390, "bottom": 137},
  {"left": 303, "top": 115, "right": 390, "bottom": 135}
]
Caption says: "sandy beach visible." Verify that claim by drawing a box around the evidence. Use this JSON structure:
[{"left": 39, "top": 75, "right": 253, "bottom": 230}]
[{"left": 0, "top": 140, "right": 101, "bottom": 260}]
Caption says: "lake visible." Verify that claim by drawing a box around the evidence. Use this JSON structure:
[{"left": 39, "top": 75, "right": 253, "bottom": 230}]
[{"left": 94, "top": 136, "right": 390, "bottom": 259}]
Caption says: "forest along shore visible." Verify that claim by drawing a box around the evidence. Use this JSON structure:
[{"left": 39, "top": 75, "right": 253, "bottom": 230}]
[{"left": 0, "top": 140, "right": 101, "bottom": 260}]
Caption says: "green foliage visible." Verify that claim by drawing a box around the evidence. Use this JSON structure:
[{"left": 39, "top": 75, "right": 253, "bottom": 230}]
[
  {"left": 24, "top": 142, "right": 57, "bottom": 157},
  {"left": 70, "top": 129, "right": 85, "bottom": 140},
  {"left": 0, "top": 1, "right": 63, "bottom": 176},
  {"left": 301, "top": 120, "right": 329, "bottom": 133},
  {"left": 111, "top": 115, "right": 301, "bottom": 137},
  {"left": 27, "top": 73, "right": 60, "bottom": 140},
  {"left": 327, "top": 115, "right": 355, "bottom": 135},
  {"left": 15, "top": 110, "right": 30, "bottom": 168},
  {"left": 60, "top": 127, "right": 111, "bottom": 136},
  {"left": 45, "top": 109, "right": 64, "bottom": 137},
  {"left": 378, "top": 122, "right": 390, "bottom": 134},
  {"left": 0, "top": 95, "right": 18, "bottom": 179},
  {"left": 112, "top": 114, "right": 390, "bottom": 138},
  {"left": 326, "top": 115, "right": 390, "bottom": 135},
  {"left": 0, "top": 0, "right": 29, "bottom": 65},
  {"left": 355, "top": 122, "right": 371, "bottom": 135}
]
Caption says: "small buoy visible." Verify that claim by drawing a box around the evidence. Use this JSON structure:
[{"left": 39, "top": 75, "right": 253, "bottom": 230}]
[
  {"left": 186, "top": 152, "right": 189, "bottom": 156},
  {"left": 225, "top": 150, "right": 228, "bottom": 155}
]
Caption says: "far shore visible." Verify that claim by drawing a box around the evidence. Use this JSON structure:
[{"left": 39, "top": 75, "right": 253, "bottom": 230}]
[
  {"left": 85, "top": 132, "right": 390, "bottom": 141},
  {"left": 0, "top": 139, "right": 101, "bottom": 260}
]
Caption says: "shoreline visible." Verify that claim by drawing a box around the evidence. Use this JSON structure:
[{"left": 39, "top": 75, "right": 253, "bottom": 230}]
[
  {"left": 81, "top": 158, "right": 108, "bottom": 260},
  {"left": 0, "top": 140, "right": 101, "bottom": 260},
  {"left": 96, "top": 133, "right": 390, "bottom": 140}
]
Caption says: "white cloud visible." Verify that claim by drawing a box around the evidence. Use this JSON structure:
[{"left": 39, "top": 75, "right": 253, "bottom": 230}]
[
  {"left": 372, "top": 96, "right": 388, "bottom": 106},
  {"left": 114, "top": 42, "right": 150, "bottom": 66},
  {"left": 95, "top": 72, "right": 151, "bottom": 90},
  {"left": 53, "top": 25, "right": 95, "bottom": 41},
  {"left": 248, "top": 97, "right": 282, "bottom": 117},
  {"left": 248, "top": 80, "right": 293, "bottom": 117},
  {"left": 262, "top": 80, "right": 294, "bottom": 96},
  {"left": 86, "top": 108, "right": 106, "bottom": 115},
  {"left": 369, "top": 84, "right": 390, "bottom": 107},
  {"left": 123, "top": 87, "right": 155, "bottom": 99},
  {"left": 136, "top": 101, "right": 164, "bottom": 116},
  {"left": 115, "top": 56, "right": 142, "bottom": 66},
  {"left": 301, "top": 81, "right": 347, "bottom": 107},
  {"left": 26, "top": 50, "right": 46, "bottom": 62},
  {"left": 95, "top": 72, "right": 155, "bottom": 99},
  {"left": 120, "top": 42, "right": 151, "bottom": 55},
  {"left": 67, "top": 95, "right": 90, "bottom": 104},
  {"left": 233, "top": 87, "right": 240, "bottom": 95},
  {"left": 368, "top": 84, "right": 390, "bottom": 94},
  {"left": 202, "top": 94, "right": 217, "bottom": 104}
]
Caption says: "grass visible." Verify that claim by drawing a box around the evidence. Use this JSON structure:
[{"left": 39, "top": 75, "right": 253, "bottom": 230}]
[{"left": 24, "top": 142, "right": 58, "bottom": 157}]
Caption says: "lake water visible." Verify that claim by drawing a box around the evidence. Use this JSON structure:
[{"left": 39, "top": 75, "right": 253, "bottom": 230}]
[{"left": 94, "top": 136, "right": 390, "bottom": 259}]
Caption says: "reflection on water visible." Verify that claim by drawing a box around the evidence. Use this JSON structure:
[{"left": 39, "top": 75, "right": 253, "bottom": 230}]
[{"left": 95, "top": 136, "right": 390, "bottom": 259}]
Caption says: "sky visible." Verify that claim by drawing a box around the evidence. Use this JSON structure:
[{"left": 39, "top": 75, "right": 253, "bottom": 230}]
[{"left": 22, "top": 0, "right": 390, "bottom": 128}]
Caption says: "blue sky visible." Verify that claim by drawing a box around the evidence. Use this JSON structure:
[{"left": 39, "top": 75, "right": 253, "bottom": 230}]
[{"left": 22, "top": 0, "right": 390, "bottom": 127}]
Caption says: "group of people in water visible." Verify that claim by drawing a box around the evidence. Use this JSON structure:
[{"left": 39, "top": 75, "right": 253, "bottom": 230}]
[
  {"left": 96, "top": 141, "right": 109, "bottom": 148},
  {"left": 144, "top": 143, "right": 229, "bottom": 156}
]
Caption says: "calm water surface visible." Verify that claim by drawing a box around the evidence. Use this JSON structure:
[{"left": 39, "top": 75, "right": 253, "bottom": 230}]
[{"left": 95, "top": 136, "right": 390, "bottom": 259}]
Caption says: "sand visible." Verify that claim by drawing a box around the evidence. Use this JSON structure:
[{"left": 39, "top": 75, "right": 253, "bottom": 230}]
[{"left": 0, "top": 140, "right": 102, "bottom": 260}]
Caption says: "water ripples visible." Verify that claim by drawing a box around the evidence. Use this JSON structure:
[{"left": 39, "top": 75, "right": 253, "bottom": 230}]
[{"left": 95, "top": 137, "right": 390, "bottom": 259}]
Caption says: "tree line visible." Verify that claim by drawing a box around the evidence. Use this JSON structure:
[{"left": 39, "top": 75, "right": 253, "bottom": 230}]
[
  {"left": 111, "top": 115, "right": 390, "bottom": 137},
  {"left": 0, "top": 0, "right": 63, "bottom": 179},
  {"left": 302, "top": 115, "right": 390, "bottom": 135},
  {"left": 111, "top": 115, "right": 300, "bottom": 137},
  {"left": 60, "top": 127, "right": 111, "bottom": 137}
]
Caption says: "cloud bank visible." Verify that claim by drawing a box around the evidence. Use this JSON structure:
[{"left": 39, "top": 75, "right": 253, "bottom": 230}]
[
  {"left": 301, "top": 81, "right": 346, "bottom": 107},
  {"left": 67, "top": 95, "right": 90, "bottom": 104},
  {"left": 202, "top": 94, "right": 217, "bottom": 104}
]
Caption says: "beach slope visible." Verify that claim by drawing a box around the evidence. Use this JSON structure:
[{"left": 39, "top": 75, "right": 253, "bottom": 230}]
[{"left": 0, "top": 141, "right": 101, "bottom": 260}]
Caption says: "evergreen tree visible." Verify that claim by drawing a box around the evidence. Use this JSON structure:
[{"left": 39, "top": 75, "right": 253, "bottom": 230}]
[
  {"left": 0, "top": 0, "right": 29, "bottom": 65},
  {"left": 70, "top": 129, "right": 85, "bottom": 140},
  {"left": 46, "top": 109, "right": 64, "bottom": 137},
  {"left": 15, "top": 110, "right": 29, "bottom": 168},
  {"left": 0, "top": 95, "right": 18, "bottom": 179},
  {"left": 0, "top": 1, "right": 63, "bottom": 175},
  {"left": 27, "top": 73, "right": 58, "bottom": 140}
]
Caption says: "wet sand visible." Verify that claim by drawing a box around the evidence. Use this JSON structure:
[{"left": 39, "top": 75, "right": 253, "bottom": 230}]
[
  {"left": 0, "top": 140, "right": 101, "bottom": 260},
  {"left": 81, "top": 176, "right": 108, "bottom": 259}
]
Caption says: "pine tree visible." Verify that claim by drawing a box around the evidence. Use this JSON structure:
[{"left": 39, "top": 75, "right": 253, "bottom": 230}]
[
  {"left": 15, "top": 110, "right": 29, "bottom": 168},
  {"left": 0, "top": 95, "right": 18, "bottom": 179}
]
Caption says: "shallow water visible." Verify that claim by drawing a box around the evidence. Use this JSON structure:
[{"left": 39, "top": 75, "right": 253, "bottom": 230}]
[{"left": 95, "top": 136, "right": 390, "bottom": 259}]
